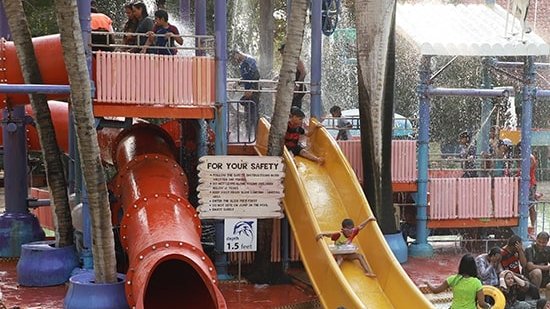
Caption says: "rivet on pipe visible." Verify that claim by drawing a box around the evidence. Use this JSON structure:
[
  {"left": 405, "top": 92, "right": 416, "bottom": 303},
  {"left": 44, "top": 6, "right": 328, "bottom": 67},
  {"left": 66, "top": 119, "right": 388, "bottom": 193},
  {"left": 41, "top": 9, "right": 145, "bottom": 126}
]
[
  {"left": 139, "top": 255, "right": 144, "bottom": 260},
  {"left": 177, "top": 198, "right": 181, "bottom": 202},
  {"left": 209, "top": 267, "right": 213, "bottom": 272},
  {"left": 154, "top": 194, "right": 159, "bottom": 198},
  {"left": 126, "top": 213, "right": 130, "bottom": 217},
  {"left": 123, "top": 225, "right": 127, "bottom": 229},
  {"left": 143, "top": 197, "right": 148, "bottom": 202},
  {"left": 192, "top": 247, "right": 196, "bottom": 251},
  {"left": 122, "top": 236, "right": 127, "bottom": 240},
  {"left": 212, "top": 279, "right": 216, "bottom": 284},
  {"left": 201, "top": 256, "right": 206, "bottom": 260},
  {"left": 152, "top": 245, "right": 156, "bottom": 250},
  {"left": 127, "top": 281, "right": 132, "bottom": 285},
  {"left": 165, "top": 243, "right": 169, "bottom": 248},
  {"left": 178, "top": 242, "right": 183, "bottom": 246},
  {"left": 154, "top": 155, "right": 159, "bottom": 159},
  {"left": 133, "top": 205, "right": 137, "bottom": 209}
]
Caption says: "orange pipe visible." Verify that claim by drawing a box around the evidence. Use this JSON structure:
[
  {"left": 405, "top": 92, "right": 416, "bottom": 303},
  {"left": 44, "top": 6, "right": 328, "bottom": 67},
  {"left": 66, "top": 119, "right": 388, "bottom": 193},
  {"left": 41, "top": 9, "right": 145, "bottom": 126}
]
[
  {"left": 0, "top": 35, "right": 70, "bottom": 107},
  {"left": 110, "top": 123, "right": 225, "bottom": 309}
]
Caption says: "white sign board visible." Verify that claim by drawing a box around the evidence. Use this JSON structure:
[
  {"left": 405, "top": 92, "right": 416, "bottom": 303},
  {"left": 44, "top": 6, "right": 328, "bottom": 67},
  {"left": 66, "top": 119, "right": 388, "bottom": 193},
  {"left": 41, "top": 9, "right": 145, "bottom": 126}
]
[
  {"left": 224, "top": 218, "right": 257, "bottom": 252},
  {"left": 197, "top": 156, "right": 285, "bottom": 219}
]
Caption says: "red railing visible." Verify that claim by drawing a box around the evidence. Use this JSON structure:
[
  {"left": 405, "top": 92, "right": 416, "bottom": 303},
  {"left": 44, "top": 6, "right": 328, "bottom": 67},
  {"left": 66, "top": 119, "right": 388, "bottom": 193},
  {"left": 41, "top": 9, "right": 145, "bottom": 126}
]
[
  {"left": 336, "top": 140, "right": 417, "bottom": 183},
  {"left": 429, "top": 177, "right": 519, "bottom": 220},
  {"left": 95, "top": 52, "right": 215, "bottom": 106}
]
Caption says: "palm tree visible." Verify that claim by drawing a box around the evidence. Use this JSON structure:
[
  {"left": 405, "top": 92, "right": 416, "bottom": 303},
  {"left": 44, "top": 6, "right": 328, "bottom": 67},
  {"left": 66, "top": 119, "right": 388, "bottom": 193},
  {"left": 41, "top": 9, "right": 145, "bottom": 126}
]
[
  {"left": 354, "top": 0, "right": 398, "bottom": 234},
  {"left": 249, "top": 0, "right": 309, "bottom": 283},
  {"left": 3, "top": 0, "right": 73, "bottom": 247},
  {"left": 53, "top": 0, "right": 117, "bottom": 283}
]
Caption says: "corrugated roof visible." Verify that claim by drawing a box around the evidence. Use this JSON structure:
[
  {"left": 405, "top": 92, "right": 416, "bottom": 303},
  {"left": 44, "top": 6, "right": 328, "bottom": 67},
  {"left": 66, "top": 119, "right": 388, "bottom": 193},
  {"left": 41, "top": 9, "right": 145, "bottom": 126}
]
[{"left": 396, "top": 3, "right": 550, "bottom": 56}]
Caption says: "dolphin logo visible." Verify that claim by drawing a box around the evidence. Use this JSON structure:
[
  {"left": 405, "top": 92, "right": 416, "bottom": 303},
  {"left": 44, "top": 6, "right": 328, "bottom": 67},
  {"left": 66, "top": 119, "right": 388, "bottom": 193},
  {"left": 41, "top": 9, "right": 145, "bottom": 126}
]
[{"left": 232, "top": 220, "right": 254, "bottom": 245}]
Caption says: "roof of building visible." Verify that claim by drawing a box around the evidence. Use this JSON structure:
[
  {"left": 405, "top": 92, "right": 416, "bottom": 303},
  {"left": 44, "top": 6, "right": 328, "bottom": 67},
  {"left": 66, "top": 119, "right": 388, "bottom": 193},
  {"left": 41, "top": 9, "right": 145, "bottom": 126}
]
[{"left": 396, "top": 3, "right": 550, "bottom": 56}]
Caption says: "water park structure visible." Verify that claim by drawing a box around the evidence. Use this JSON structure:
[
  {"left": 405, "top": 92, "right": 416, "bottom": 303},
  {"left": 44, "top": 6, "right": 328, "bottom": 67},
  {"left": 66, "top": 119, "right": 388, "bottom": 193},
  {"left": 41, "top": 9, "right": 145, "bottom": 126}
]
[{"left": 2, "top": 0, "right": 550, "bottom": 308}]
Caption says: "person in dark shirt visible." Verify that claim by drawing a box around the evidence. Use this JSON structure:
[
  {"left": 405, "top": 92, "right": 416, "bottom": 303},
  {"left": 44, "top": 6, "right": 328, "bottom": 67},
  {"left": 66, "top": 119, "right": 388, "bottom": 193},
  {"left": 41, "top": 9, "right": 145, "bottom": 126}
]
[
  {"left": 143, "top": 10, "right": 183, "bottom": 55},
  {"left": 500, "top": 234, "right": 540, "bottom": 301},
  {"left": 526, "top": 232, "right": 550, "bottom": 300},
  {"left": 284, "top": 107, "right": 324, "bottom": 164},
  {"left": 131, "top": 2, "right": 154, "bottom": 53},
  {"left": 229, "top": 50, "right": 261, "bottom": 139}
]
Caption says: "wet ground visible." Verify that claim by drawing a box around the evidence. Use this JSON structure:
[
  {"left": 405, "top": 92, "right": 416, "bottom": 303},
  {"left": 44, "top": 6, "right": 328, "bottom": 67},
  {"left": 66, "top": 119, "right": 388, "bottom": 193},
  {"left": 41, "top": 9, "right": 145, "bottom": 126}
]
[{"left": 3, "top": 183, "right": 550, "bottom": 308}]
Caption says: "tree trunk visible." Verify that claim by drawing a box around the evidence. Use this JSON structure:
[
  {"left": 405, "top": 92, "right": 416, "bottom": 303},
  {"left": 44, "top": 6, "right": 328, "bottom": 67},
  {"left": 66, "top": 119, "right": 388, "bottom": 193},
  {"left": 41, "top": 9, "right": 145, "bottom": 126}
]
[
  {"left": 53, "top": 0, "right": 117, "bottom": 283},
  {"left": 258, "top": 0, "right": 274, "bottom": 116},
  {"left": 355, "top": 0, "right": 398, "bottom": 234},
  {"left": 3, "top": 0, "right": 73, "bottom": 247},
  {"left": 249, "top": 0, "right": 308, "bottom": 284}
]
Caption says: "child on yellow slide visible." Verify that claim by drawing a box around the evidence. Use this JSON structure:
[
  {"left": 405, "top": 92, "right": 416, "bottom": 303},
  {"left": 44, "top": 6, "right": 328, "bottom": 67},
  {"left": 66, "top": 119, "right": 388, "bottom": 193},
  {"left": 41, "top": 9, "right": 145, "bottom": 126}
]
[{"left": 316, "top": 217, "right": 376, "bottom": 277}]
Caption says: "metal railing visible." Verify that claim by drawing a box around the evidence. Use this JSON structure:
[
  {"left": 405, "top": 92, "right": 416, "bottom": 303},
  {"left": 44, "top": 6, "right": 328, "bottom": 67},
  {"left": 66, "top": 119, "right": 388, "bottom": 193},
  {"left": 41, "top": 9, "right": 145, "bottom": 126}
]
[
  {"left": 90, "top": 31, "right": 215, "bottom": 55},
  {"left": 227, "top": 100, "right": 257, "bottom": 144}
]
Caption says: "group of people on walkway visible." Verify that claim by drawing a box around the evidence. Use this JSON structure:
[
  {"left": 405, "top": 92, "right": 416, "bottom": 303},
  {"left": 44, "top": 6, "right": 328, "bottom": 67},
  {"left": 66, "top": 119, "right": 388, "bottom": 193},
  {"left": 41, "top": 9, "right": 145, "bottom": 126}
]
[
  {"left": 91, "top": 2, "right": 183, "bottom": 55},
  {"left": 427, "top": 234, "right": 550, "bottom": 309}
]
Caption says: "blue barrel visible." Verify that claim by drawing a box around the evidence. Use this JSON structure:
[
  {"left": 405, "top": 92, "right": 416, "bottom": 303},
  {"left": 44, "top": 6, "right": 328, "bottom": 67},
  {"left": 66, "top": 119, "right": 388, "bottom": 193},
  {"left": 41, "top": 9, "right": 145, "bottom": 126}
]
[
  {"left": 64, "top": 271, "right": 128, "bottom": 309},
  {"left": 17, "top": 240, "right": 79, "bottom": 286}
]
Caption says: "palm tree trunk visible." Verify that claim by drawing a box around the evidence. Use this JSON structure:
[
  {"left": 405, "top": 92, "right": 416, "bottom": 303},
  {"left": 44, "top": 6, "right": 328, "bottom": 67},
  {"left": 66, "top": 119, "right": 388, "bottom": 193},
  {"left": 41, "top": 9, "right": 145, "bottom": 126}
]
[
  {"left": 3, "top": 0, "right": 73, "bottom": 247},
  {"left": 355, "top": 0, "right": 398, "bottom": 234},
  {"left": 53, "top": 0, "right": 117, "bottom": 283},
  {"left": 249, "top": 0, "right": 308, "bottom": 284},
  {"left": 258, "top": 0, "right": 274, "bottom": 116}
]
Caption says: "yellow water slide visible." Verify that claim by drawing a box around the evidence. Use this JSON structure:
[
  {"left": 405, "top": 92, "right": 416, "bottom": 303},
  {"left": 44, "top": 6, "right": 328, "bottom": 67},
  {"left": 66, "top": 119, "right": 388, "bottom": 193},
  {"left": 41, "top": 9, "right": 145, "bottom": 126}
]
[{"left": 256, "top": 118, "right": 432, "bottom": 309}]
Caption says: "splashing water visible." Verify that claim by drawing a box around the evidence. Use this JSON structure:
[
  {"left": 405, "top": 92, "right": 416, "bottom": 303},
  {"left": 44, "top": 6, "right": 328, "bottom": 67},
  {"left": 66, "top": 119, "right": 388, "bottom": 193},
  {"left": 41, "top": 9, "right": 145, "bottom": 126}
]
[{"left": 504, "top": 95, "right": 518, "bottom": 130}]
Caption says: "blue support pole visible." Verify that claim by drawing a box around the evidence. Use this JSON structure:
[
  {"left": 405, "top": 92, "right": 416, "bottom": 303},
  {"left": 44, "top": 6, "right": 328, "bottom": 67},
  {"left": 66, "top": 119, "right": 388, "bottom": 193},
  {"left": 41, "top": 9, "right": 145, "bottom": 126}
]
[
  {"left": 310, "top": 0, "right": 322, "bottom": 119},
  {"left": 0, "top": 0, "right": 10, "bottom": 40},
  {"left": 0, "top": 107, "right": 45, "bottom": 257},
  {"left": 0, "top": 0, "right": 44, "bottom": 258},
  {"left": 409, "top": 55, "right": 433, "bottom": 257},
  {"left": 195, "top": 0, "right": 206, "bottom": 57},
  {"left": 77, "top": 0, "right": 93, "bottom": 269},
  {"left": 518, "top": 56, "right": 535, "bottom": 242},
  {"left": 179, "top": 0, "right": 191, "bottom": 27},
  {"left": 213, "top": 0, "right": 231, "bottom": 280},
  {"left": 479, "top": 58, "right": 493, "bottom": 154}
]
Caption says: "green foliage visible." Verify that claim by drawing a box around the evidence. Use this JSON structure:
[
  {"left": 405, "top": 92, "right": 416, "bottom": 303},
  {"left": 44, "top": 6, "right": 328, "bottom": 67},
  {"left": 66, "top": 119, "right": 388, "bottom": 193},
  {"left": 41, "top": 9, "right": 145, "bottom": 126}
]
[{"left": 23, "top": 0, "right": 58, "bottom": 36}]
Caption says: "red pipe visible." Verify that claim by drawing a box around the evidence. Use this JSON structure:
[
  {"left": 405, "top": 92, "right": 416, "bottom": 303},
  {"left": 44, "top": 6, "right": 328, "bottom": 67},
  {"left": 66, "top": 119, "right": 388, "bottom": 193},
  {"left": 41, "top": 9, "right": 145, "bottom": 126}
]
[
  {"left": 110, "top": 123, "right": 225, "bottom": 309},
  {"left": 0, "top": 35, "right": 70, "bottom": 107}
]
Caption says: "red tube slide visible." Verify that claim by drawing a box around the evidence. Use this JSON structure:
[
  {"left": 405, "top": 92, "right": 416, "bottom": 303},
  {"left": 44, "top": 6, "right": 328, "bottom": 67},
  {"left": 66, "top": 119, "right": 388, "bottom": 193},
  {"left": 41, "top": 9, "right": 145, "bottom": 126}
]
[
  {"left": 0, "top": 35, "right": 69, "bottom": 108},
  {"left": 110, "top": 123, "right": 225, "bottom": 309}
]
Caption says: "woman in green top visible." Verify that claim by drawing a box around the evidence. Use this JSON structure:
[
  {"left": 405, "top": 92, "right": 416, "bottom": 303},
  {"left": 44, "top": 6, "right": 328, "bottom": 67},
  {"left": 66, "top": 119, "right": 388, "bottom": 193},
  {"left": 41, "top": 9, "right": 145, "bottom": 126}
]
[{"left": 425, "top": 254, "right": 490, "bottom": 309}]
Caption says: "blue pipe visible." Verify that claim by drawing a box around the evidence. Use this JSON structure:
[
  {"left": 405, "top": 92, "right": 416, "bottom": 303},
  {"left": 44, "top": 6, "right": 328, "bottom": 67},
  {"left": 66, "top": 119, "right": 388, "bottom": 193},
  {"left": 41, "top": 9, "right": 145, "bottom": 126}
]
[
  {"left": 518, "top": 56, "right": 535, "bottom": 242},
  {"left": 535, "top": 89, "right": 550, "bottom": 97},
  {"left": 179, "top": 0, "right": 191, "bottom": 26},
  {"left": 213, "top": 0, "right": 231, "bottom": 280},
  {"left": 409, "top": 56, "right": 433, "bottom": 257},
  {"left": 427, "top": 87, "right": 510, "bottom": 98},
  {"left": 77, "top": 0, "right": 93, "bottom": 269},
  {"left": 195, "top": 0, "right": 206, "bottom": 57},
  {"left": 0, "top": 84, "right": 71, "bottom": 94},
  {"left": 310, "top": 0, "right": 322, "bottom": 119}
]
